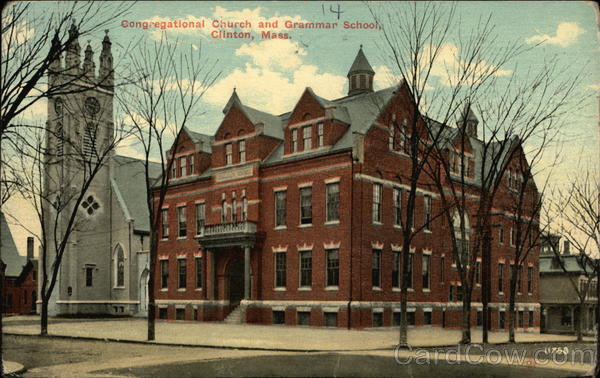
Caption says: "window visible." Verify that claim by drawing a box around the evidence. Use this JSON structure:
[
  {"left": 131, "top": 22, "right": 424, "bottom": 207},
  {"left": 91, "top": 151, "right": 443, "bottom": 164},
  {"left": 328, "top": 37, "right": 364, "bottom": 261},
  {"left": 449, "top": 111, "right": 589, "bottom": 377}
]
[
  {"left": 422, "top": 254, "right": 430, "bottom": 290},
  {"left": 178, "top": 259, "right": 187, "bottom": 289},
  {"left": 239, "top": 140, "right": 246, "bottom": 163},
  {"left": 297, "top": 311, "right": 310, "bottom": 326},
  {"left": 561, "top": 307, "right": 572, "bottom": 326},
  {"left": 477, "top": 311, "right": 482, "bottom": 326},
  {"left": 528, "top": 311, "right": 534, "bottom": 328},
  {"left": 179, "top": 156, "right": 186, "bottom": 176},
  {"left": 453, "top": 211, "right": 470, "bottom": 265},
  {"left": 326, "top": 249, "right": 339, "bottom": 287},
  {"left": 499, "top": 226, "right": 504, "bottom": 244},
  {"left": 518, "top": 311, "right": 524, "bottom": 328},
  {"left": 393, "top": 312, "right": 401, "bottom": 326},
  {"left": 56, "top": 123, "right": 64, "bottom": 157},
  {"left": 475, "top": 261, "right": 481, "bottom": 284},
  {"left": 292, "top": 129, "right": 298, "bottom": 152},
  {"left": 300, "top": 187, "right": 312, "bottom": 225},
  {"left": 499, "top": 311, "right": 505, "bottom": 329},
  {"left": 303, "top": 126, "right": 312, "bottom": 150},
  {"left": 326, "top": 182, "right": 340, "bottom": 222},
  {"left": 189, "top": 155, "right": 194, "bottom": 175},
  {"left": 161, "top": 209, "right": 169, "bottom": 238},
  {"left": 392, "top": 251, "right": 400, "bottom": 288},
  {"left": 317, "top": 123, "right": 324, "bottom": 147},
  {"left": 115, "top": 246, "right": 125, "bottom": 287},
  {"left": 275, "top": 190, "right": 286, "bottom": 227},
  {"left": 510, "top": 227, "right": 516, "bottom": 247},
  {"left": 372, "top": 249, "right": 381, "bottom": 287},
  {"left": 232, "top": 199, "right": 238, "bottom": 223},
  {"left": 221, "top": 200, "right": 227, "bottom": 223},
  {"left": 457, "top": 285, "right": 463, "bottom": 301},
  {"left": 389, "top": 125, "right": 395, "bottom": 150},
  {"left": 324, "top": 312, "right": 337, "bottom": 327},
  {"left": 171, "top": 160, "right": 177, "bottom": 179},
  {"left": 498, "top": 263, "right": 504, "bottom": 293},
  {"left": 407, "top": 253, "right": 413, "bottom": 289},
  {"left": 177, "top": 206, "right": 187, "bottom": 237},
  {"left": 242, "top": 196, "right": 248, "bottom": 221},
  {"left": 372, "top": 184, "right": 382, "bottom": 223},
  {"left": 85, "top": 267, "right": 94, "bottom": 287},
  {"left": 372, "top": 312, "right": 383, "bottom": 327},
  {"left": 407, "top": 312, "right": 415, "bottom": 325},
  {"left": 440, "top": 256, "right": 445, "bottom": 283},
  {"left": 176, "top": 308, "right": 185, "bottom": 320},
  {"left": 82, "top": 124, "right": 96, "bottom": 159},
  {"left": 449, "top": 284, "right": 454, "bottom": 302},
  {"left": 393, "top": 188, "right": 402, "bottom": 226},
  {"left": 424, "top": 311, "right": 432, "bottom": 325},
  {"left": 424, "top": 195, "right": 431, "bottom": 230},
  {"left": 195, "top": 257, "right": 203, "bottom": 289},
  {"left": 161, "top": 260, "right": 169, "bottom": 289},
  {"left": 275, "top": 252, "right": 286, "bottom": 288},
  {"left": 299, "top": 250, "right": 312, "bottom": 287},
  {"left": 159, "top": 308, "right": 168, "bottom": 319},
  {"left": 273, "top": 311, "right": 285, "bottom": 325},
  {"left": 195, "top": 203, "right": 205, "bottom": 234},
  {"left": 225, "top": 143, "right": 232, "bottom": 165}
]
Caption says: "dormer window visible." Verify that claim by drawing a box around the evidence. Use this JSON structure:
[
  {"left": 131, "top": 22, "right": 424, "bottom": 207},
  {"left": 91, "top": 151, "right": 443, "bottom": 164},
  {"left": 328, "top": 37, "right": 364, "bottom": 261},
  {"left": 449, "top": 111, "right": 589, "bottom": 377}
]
[
  {"left": 292, "top": 129, "right": 298, "bottom": 153},
  {"left": 225, "top": 143, "right": 233, "bottom": 166},
  {"left": 303, "top": 126, "right": 312, "bottom": 150},
  {"left": 179, "top": 156, "right": 186, "bottom": 176},
  {"left": 239, "top": 140, "right": 246, "bottom": 163},
  {"left": 389, "top": 126, "right": 395, "bottom": 150},
  {"left": 189, "top": 155, "right": 194, "bottom": 175},
  {"left": 317, "top": 123, "right": 324, "bottom": 147}
]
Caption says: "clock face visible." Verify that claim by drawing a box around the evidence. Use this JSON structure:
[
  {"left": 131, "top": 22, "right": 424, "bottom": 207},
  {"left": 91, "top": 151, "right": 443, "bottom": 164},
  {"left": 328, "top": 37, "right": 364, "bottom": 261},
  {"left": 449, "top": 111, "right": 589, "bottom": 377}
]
[
  {"left": 85, "top": 97, "right": 100, "bottom": 116},
  {"left": 54, "top": 98, "right": 63, "bottom": 116}
]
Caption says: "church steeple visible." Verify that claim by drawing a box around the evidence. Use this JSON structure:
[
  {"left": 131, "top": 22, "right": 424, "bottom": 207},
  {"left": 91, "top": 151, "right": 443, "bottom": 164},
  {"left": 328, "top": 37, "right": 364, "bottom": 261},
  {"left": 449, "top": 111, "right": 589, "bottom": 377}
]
[
  {"left": 99, "top": 30, "right": 113, "bottom": 87},
  {"left": 347, "top": 45, "right": 375, "bottom": 96},
  {"left": 83, "top": 41, "right": 96, "bottom": 79},
  {"left": 65, "top": 22, "right": 81, "bottom": 74}
]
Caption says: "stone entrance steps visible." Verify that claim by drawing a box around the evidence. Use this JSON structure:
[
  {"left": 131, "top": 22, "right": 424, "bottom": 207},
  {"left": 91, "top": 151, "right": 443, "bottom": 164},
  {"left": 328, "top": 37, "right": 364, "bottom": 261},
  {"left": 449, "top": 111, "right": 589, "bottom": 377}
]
[{"left": 224, "top": 305, "right": 243, "bottom": 324}]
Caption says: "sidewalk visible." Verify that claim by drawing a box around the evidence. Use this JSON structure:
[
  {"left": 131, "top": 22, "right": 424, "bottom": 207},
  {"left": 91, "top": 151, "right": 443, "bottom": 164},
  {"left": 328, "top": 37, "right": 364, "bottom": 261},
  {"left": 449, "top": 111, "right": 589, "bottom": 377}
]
[{"left": 3, "top": 315, "right": 594, "bottom": 351}]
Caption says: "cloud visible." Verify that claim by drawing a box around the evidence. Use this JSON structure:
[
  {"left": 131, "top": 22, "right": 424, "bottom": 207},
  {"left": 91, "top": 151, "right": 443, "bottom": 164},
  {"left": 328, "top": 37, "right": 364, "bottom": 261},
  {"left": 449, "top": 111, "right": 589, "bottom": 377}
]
[
  {"left": 588, "top": 84, "right": 600, "bottom": 90},
  {"left": 236, "top": 39, "right": 307, "bottom": 71},
  {"left": 203, "top": 39, "right": 346, "bottom": 114},
  {"left": 526, "top": 22, "right": 585, "bottom": 47}
]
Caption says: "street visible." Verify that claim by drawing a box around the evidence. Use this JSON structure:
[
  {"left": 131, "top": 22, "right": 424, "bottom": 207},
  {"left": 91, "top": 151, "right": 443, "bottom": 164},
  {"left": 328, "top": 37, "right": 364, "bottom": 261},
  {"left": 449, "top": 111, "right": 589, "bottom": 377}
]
[{"left": 3, "top": 334, "right": 592, "bottom": 377}]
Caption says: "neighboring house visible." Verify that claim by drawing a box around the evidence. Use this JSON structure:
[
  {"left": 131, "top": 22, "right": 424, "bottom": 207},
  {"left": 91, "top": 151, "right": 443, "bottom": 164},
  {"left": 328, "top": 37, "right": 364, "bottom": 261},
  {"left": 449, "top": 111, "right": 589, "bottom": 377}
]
[
  {"left": 1, "top": 214, "right": 37, "bottom": 315},
  {"left": 539, "top": 235, "right": 597, "bottom": 335},
  {"left": 41, "top": 25, "right": 161, "bottom": 317},
  {"left": 152, "top": 47, "right": 541, "bottom": 329}
]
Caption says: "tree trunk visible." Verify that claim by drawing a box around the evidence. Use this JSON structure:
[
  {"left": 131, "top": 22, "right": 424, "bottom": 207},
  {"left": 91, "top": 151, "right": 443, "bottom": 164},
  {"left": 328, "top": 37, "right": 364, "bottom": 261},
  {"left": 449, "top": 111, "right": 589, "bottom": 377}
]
[
  {"left": 508, "top": 267, "right": 517, "bottom": 343},
  {"left": 595, "top": 270, "right": 599, "bottom": 377},
  {"left": 460, "top": 287, "right": 472, "bottom": 344},
  {"left": 147, "top": 229, "right": 157, "bottom": 341},
  {"left": 577, "top": 303, "right": 584, "bottom": 342},
  {"left": 41, "top": 299, "right": 49, "bottom": 336}
]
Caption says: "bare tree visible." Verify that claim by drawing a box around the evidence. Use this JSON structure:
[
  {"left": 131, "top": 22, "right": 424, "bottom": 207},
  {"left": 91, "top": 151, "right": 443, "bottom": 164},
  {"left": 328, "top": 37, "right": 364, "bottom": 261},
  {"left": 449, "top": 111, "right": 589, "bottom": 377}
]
[
  {"left": 116, "top": 35, "right": 219, "bottom": 340},
  {"left": 545, "top": 169, "right": 600, "bottom": 349},
  {"left": 368, "top": 1, "right": 534, "bottom": 345}
]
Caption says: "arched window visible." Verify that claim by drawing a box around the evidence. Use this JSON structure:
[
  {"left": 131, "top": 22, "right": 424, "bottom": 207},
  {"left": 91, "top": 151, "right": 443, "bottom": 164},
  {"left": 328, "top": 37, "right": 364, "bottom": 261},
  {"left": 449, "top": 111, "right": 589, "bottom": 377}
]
[
  {"left": 114, "top": 245, "right": 125, "bottom": 287},
  {"left": 452, "top": 210, "right": 471, "bottom": 265}
]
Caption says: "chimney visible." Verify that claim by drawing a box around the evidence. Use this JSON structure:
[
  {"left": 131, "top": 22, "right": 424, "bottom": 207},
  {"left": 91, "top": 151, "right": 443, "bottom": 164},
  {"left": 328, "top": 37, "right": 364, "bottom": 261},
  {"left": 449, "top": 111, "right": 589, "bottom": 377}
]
[
  {"left": 27, "top": 237, "right": 34, "bottom": 259},
  {"left": 563, "top": 240, "right": 570, "bottom": 255}
]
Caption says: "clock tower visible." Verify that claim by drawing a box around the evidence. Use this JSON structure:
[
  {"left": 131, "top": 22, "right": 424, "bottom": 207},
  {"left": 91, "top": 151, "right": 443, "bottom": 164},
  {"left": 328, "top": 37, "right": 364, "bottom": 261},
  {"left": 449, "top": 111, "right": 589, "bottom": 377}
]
[{"left": 44, "top": 23, "right": 116, "bottom": 315}]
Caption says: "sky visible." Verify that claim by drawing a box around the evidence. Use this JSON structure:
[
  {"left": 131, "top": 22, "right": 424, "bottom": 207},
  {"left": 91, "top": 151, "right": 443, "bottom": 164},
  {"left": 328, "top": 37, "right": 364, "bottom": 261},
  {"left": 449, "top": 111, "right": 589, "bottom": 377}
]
[{"left": 3, "top": 1, "right": 599, "bottom": 257}]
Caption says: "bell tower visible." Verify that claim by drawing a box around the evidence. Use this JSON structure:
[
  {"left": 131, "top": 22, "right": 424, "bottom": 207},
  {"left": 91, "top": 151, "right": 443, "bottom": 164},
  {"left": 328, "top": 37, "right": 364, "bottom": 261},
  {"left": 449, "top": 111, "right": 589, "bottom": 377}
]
[
  {"left": 347, "top": 45, "right": 375, "bottom": 96},
  {"left": 43, "top": 23, "right": 115, "bottom": 316}
]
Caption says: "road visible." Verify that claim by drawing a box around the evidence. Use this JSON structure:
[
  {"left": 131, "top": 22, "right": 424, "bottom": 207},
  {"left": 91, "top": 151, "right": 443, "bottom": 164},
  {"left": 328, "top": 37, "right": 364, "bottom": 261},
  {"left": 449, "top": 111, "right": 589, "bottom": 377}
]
[{"left": 3, "top": 334, "right": 591, "bottom": 377}]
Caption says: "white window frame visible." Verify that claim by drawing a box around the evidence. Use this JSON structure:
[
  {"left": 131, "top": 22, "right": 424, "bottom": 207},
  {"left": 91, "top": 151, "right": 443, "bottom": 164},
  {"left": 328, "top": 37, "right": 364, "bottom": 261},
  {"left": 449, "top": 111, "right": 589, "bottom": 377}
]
[
  {"left": 303, "top": 126, "right": 312, "bottom": 151},
  {"left": 225, "top": 143, "right": 233, "bottom": 165},
  {"left": 239, "top": 140, "right": 246, "bottom": 163},
  {"left": 372, "top": 183, "right": 382, "bottom": 224},
  {"left": 317, "top": 123, "right": 324, "bottom": 147}
]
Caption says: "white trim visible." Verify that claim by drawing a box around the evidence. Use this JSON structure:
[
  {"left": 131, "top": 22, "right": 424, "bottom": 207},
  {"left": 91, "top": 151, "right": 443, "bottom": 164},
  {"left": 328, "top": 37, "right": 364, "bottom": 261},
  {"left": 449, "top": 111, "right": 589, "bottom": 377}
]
[
  {"left": 371, "top": 241, "right": 384, "bottom": 249},
  {"left": 272, "top": 245, "right": 288, "bottom": 253},
  {"left": 273, "top": 186, "right": 288, "bottom": 192},
  {"left": 324, "top": 177, "right": 341, "bottom": 184},
  {"left": 297, "top": 243, "right": 314, "bottom": 251},
  {"left": 155, "top": 299, "right": 229, "bottom": 305},
  {"left": 323, "top": 241, "right": 341, "bottom": 250},
  {"left": 422, "top": 249, "right": 432, "bottom": 255},
  {"left": 355, "top": 173, "right": 440, "bottom": 199},
  {"left": 297, "top": 181, "right": 313, "bottom": 188},
  {"left": 56, "top": 300, "right": 140, "bottom": 304}
]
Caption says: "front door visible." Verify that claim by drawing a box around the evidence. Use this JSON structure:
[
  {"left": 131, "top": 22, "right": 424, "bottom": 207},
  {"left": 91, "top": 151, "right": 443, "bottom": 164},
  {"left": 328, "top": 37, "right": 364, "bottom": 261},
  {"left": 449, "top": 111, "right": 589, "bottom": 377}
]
[{"left": 228, "top": 258, "right": 244, "bottom": 305}]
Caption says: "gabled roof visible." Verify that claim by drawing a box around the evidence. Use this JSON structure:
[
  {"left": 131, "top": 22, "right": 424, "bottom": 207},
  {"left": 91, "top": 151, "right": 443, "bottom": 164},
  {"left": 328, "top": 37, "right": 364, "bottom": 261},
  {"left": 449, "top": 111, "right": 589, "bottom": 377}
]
[
  {"left": 347, "top": 46, "right": 375, "bottom": 76},
  {"left": 221, "top": 89, "right": 284, "bottom": 140},
  {"left": 183, "top": 127, "right": 212, "bottom": 153},
  {"left": 540, "top": 254, "right": 595, "bottom": 274},
  {"left": 1, "top": 212, "right": 27, "bottom": 277},
  {"left": 112, "top": 155, "right": 162, "bottom": 233}
]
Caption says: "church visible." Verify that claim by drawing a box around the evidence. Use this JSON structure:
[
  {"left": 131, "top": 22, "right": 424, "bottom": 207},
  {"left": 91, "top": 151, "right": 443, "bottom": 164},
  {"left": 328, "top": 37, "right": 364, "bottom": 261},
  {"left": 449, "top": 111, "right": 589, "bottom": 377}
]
[
  {"left": 42, "top": 25, "right": 160, "bottom": 317},
  {"left": 43, "top": 27, "right": 541, "bottom": 330}
]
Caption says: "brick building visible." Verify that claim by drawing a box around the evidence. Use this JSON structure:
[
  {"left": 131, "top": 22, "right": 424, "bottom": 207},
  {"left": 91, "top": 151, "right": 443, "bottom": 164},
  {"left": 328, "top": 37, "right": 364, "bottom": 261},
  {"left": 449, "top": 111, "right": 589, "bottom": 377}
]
[
  {"left": 154, "top": 47, "right": 540, "bottom": 330},
  {"left": 1, "top": 214, "right": 37, "bottom": 315}
]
